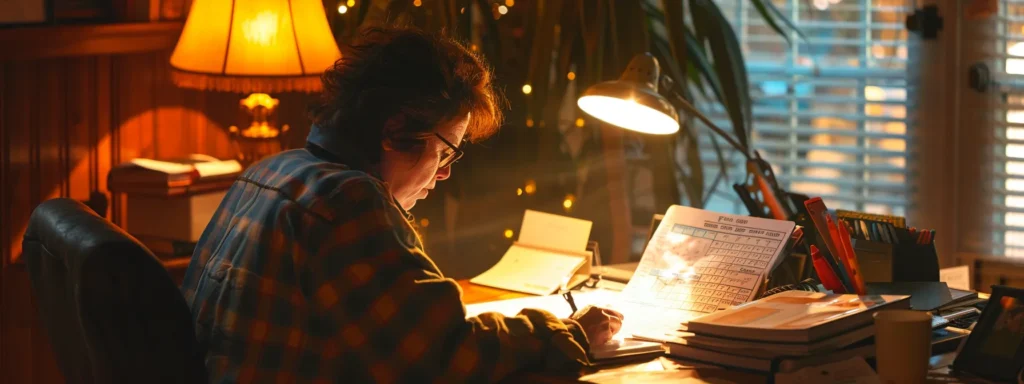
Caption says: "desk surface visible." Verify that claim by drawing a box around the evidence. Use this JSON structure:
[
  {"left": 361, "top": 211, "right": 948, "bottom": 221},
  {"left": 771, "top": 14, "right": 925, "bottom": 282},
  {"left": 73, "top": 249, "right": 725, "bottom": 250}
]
[{"left": 457, "top": 280, "right": 989, "bottom": 384}]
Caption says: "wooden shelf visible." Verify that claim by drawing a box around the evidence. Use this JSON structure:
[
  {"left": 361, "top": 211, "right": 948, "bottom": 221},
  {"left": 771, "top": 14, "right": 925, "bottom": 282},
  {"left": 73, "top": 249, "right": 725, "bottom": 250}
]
[{"left": 0, "top": 21, "right": 184, "bottom": 61}]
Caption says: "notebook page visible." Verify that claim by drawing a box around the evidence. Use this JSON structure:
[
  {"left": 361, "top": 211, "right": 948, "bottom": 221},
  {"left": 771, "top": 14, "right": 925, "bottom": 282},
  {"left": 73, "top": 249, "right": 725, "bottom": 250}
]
[
  {"left": 618, "top": 205, "right": 795, "bottom": 342},
  {"left": 469, "top": 244, "right": 588, "bottom": 295},
  {"left": 518, "top": 209, "right": 593, "bottom": 254}
]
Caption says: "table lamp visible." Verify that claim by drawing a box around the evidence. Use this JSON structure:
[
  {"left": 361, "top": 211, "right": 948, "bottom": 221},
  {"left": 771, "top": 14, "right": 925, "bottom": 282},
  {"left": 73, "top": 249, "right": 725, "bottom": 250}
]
[
  {"left": 577, "top": 52, "right": 746, "bottom": 155},
  {"left": 169, "top": 0, "right": 341, "bottom": 164}
]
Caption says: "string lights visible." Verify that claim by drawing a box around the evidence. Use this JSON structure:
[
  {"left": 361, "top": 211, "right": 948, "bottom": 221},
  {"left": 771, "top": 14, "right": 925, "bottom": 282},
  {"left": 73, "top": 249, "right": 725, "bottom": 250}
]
[{"left": 524, "top": 180, "right": 537, "bottom": 195}]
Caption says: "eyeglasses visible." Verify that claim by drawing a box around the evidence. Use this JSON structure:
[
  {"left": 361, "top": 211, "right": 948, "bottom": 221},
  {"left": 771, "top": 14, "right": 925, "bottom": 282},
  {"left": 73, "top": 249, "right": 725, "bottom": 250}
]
[
  {"left": 434, "top": 133, "right": 465, "bottom": 169},
  {"left": 406, "top": 132, "right": 464, "bottom": 169}
]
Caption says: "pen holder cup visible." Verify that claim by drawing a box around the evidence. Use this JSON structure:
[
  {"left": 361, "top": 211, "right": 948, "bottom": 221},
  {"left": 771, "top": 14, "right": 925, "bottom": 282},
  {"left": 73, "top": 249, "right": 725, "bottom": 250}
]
[{"left": 852, "top": 230, "right": 939, "bottom": 283}]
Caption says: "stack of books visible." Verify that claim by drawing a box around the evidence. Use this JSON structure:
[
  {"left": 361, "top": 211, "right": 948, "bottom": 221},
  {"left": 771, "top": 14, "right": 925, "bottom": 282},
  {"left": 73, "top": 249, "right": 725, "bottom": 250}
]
[
  {"left": 108, "top": 156, "right": 241, "bottom": 197},
  {"left": 667, "top": 290, "right": 911, "bottom": 373},
  {"left": 108, "top": 155, "right": 242, "bottom": 254}
]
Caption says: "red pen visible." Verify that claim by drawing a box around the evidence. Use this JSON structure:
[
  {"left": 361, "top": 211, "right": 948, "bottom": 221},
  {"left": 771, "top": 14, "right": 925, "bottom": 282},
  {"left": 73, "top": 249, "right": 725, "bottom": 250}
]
[
  {"left": 836, "top": 220, "right": 866, "bottom": 295},
  {"left": 810, "top": 245, "right": 845, "bottom": 293}
]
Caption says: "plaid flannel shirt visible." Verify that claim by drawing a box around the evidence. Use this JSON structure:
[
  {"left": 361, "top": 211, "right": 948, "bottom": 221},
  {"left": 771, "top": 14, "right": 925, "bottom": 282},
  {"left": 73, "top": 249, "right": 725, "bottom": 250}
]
[{"left": 180, "top": 142, "right": 591, "bottom": 383}]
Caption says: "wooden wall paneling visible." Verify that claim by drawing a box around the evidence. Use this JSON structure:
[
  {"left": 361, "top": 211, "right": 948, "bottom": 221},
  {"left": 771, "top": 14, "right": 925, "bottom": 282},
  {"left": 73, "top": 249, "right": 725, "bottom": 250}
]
[
  {"left": 153, "top": 52, "right": 188, "bottom": 158},
  {"left": 0, "top": 59, "right": 6, "bottom": 383},
  {"left": 213, "top": 93, "right": 239, "bottom": 158},
  {"left": 67, "top": 57, "right": 97, "bottom": 204},
  {"left": 38, "top": 59, "right": 68, "bottom": 208},
  {"left": 1, "top": 61, "right": 63, "bottom": 384},
  {"left": 113, "top": 53, "right": 158, "bottom": 229},
  {"left": 6, "top": 61, "right": 37, "bottom": 264},
  {"left": 188, "top": 88, "right": 209, "bottom": 156},
  {"left": 3, "top": 267, "right": 62, "bottom": 383},
  {"left": 109, "top": 56, "right": 124, "bottom": 226},
  {"left": 94, "top": 56, "right": 114, "bottom": 211},
  {"left": 202, "top": 91, "right": 243, "bottom": 160}
]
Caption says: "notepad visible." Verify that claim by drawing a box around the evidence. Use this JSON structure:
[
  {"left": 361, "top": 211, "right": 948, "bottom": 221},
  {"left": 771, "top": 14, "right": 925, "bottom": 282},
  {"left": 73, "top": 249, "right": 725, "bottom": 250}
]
[
  {"left": 470, "top": 210, "right": 594, "bottom": 295},
  {"left": 470, "top": 245, "right": 589, "bottom": 295}
]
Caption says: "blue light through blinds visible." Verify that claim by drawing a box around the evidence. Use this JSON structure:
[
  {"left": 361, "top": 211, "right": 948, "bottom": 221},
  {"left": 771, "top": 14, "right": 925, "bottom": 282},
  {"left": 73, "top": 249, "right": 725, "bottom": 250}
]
[{"left": 696, "top": 0, "right": 912, "bottom": 218}]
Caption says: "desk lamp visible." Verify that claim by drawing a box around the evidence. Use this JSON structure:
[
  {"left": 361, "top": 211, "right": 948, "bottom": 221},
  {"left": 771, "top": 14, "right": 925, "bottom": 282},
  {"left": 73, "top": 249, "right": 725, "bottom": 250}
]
[
  {"left": 577, "top": 52, "right": 747, "bottom": 155},
  {"left": 169, "top": 0, "right": 342, "bottom": 165},
  {"left": 579, "top": 53, "right": 792, "bottom": 219}
]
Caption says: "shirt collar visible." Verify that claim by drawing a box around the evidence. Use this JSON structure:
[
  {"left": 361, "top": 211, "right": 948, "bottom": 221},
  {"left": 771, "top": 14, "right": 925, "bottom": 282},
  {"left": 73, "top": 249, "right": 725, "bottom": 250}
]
[{"left": 306, "top": 124, "right": 415, "bottom": 222}]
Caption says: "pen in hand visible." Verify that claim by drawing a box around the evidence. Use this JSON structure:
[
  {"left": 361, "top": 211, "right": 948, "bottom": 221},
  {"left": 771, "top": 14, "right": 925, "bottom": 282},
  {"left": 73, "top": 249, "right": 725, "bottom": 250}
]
[{"left": 562, "top": 290, "right": 578, "bottom": 315}]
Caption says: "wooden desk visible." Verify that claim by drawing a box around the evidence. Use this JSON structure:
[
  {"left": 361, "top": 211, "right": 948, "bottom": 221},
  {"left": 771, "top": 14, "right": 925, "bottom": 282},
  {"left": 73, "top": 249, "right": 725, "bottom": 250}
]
[
  {"left": 459, "top": 280, "right": 768, "bottom": 383},
  {"left": 458, "top": 280, "right": 989, "bottom": 384}
]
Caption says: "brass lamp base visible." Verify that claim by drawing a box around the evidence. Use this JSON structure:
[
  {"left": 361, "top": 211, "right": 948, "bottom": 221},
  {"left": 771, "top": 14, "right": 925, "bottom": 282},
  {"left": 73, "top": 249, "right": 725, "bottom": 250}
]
[{"left": 229, "top": 93, "right": 290, "bottom": 166}]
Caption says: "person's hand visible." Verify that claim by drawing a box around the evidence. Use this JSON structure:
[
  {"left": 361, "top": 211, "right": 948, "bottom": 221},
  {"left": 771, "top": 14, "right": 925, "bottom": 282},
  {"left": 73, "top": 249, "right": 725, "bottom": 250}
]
[{"left": 570, "top": 305, "right": 624, "bottom": 346}]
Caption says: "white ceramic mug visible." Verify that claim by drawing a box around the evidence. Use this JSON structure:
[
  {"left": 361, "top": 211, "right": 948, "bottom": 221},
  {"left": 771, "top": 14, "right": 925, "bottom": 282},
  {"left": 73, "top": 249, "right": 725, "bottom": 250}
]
[{"left": 874, "top": 309, "right": 932, "bottom": 384}]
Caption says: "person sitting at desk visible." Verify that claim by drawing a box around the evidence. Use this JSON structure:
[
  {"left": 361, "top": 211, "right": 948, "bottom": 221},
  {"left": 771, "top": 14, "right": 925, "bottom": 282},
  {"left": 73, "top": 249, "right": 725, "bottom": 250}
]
[{"left": 180, "top": 26, "right": 624, "bottom": 383}]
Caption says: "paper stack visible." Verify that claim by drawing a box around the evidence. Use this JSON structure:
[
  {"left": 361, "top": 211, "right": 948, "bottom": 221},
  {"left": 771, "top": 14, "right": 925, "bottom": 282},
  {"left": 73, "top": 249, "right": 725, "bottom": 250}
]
[{"left": 667, "top": 290, "right": 911, "bottom": 373}]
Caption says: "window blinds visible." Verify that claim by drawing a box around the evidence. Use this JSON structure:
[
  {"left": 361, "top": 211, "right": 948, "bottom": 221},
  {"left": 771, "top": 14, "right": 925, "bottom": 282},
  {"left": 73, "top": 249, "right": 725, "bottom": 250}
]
[
  {"left": 697, "top": 0, "right": 913, "bottom": 218},
  {"left": 989, "top": 0, "right": 1024, "bottom": 257}
]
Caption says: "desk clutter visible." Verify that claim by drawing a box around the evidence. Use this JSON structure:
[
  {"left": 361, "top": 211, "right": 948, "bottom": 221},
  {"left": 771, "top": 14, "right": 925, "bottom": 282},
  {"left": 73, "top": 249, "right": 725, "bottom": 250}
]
[{"left": 465, "top": 196, "right": 1021, "bottom": 381}]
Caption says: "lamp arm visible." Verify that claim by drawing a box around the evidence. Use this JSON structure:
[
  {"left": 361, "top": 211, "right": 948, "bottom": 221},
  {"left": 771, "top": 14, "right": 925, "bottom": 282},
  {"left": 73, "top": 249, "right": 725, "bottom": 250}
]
[{"left": 668, "top": 92, "right": 752, "bottom": 161}]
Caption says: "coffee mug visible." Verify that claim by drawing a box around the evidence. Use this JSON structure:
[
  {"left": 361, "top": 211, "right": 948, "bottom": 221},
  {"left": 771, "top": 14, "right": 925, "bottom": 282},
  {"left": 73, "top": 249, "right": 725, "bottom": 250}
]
[{"left": 874, "top": 310, "right": 932, "bottom": 384}]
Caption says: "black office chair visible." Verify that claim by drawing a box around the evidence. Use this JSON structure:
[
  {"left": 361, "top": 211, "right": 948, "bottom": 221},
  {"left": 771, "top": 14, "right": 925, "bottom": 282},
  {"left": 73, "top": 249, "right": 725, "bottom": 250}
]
[{"left": 22, "top": 198, "right": 206, "bottom": 383}]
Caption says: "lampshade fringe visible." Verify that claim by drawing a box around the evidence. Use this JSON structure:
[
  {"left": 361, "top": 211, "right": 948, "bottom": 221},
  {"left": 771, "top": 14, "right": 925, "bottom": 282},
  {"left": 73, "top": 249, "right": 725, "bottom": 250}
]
[{"left": 170, "top": 70, "right": 323, "bottom": 94}]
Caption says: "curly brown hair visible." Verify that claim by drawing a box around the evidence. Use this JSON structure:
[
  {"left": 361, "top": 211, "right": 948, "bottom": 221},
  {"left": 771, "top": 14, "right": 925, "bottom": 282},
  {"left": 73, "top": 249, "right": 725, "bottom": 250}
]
[{"left": 309, "top": 26, "right": 505, "bottom": 162}]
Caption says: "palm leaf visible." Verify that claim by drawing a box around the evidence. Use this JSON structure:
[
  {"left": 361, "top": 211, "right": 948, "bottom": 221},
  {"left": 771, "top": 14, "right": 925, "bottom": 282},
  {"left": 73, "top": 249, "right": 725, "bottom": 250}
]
[
  {"left": 702, "top": 134, "right": 730, "bottom": 207},
  {"left": 686, "top": 61, "right": 711, "bottom": 101},
  {"left": 679, "top": 120, "right": 704, "bottom": 207},
  {"left": 660, "top": 0, "right": 688, "bottom": 89},
  {"left": 750, "top": 0, "right": 791, "bottom": 45},
  {"left": 756, "top": 0, "right": 809, "bottom": 42},
  {"left": 689, "top": 0, "right": 751, "bottom": 156},
  {"left": 683, "top": 32, "right": 725, "bottom": 114}
]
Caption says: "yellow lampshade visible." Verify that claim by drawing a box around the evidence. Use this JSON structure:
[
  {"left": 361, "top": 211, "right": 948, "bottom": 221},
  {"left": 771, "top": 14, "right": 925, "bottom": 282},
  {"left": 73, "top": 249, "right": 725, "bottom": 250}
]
[
  {"left": 577, "top": 53, "right": 680, "bottom": 135},
  {"left": 170, "top": 0, "right": 341, "bottom": 93}
]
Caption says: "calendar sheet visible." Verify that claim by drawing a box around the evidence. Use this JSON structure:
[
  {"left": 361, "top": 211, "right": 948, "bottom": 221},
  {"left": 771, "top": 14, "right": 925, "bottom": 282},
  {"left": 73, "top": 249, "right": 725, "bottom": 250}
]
[{"left": 617, "top": 205, "right": 795, "bottom": 342}]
